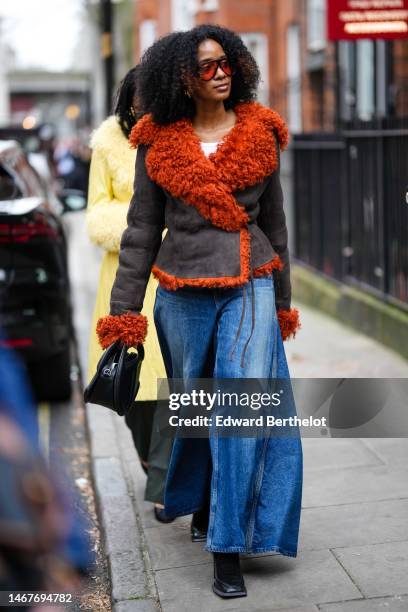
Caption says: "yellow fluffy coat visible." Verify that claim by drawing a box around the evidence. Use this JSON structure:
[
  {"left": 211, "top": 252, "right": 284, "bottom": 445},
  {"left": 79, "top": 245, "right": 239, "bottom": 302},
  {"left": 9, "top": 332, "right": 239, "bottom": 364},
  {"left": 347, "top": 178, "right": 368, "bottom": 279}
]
[{"left": 86, "top": 115, "right": 166, "bottom": 400}]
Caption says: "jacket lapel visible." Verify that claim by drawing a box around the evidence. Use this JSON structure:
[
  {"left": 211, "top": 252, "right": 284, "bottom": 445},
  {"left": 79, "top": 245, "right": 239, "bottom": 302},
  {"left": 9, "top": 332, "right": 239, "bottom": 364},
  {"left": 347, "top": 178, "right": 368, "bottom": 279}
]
[{"left": 129, "top": 102, "right": 289, "bottom": 232}]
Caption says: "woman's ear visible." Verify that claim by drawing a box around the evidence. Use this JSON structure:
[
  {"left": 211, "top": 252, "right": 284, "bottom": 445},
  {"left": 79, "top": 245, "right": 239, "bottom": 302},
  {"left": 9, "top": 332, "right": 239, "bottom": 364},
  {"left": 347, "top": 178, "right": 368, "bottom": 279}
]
[{"left": 181, "top": 71, "right": 195, "bottom": 100}]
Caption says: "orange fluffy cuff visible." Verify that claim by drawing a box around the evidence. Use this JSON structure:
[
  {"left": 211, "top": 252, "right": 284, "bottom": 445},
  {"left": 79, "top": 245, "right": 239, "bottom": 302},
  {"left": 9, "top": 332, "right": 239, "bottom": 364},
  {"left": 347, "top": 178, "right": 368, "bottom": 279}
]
[
  {"left": 277, "top": 308, "right": 301, "bottom": 341},
  {"left": 96, "top": 312, "right": 148, "bottom": 349}
]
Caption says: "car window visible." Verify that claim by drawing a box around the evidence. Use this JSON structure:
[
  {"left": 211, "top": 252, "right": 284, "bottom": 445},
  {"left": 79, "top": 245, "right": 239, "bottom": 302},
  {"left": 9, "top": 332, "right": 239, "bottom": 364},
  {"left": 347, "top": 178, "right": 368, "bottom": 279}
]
[{"left": 0, "top": 164, "right": 24, "bottom": 200}]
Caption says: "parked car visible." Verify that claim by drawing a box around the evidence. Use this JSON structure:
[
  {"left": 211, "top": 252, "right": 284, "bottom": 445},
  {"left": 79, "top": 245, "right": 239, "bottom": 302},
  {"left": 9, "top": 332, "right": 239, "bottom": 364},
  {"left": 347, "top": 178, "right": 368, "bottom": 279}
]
[{"left": 0, "top": 140, "right": 86, "bottom": 401}]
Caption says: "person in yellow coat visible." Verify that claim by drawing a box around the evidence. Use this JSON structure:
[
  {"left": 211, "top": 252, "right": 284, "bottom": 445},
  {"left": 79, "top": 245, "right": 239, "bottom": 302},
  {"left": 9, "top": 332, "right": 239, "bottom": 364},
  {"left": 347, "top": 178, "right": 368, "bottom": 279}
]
[{"left": 86, "top": 67, "right": 173, "bottom": 521}]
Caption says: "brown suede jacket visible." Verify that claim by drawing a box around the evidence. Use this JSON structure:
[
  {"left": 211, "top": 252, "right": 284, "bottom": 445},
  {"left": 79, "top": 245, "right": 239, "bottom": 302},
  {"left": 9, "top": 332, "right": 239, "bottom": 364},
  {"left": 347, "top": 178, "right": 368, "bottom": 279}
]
[{"left": 96, "top": 101, "right": 301, "bottom": 349}]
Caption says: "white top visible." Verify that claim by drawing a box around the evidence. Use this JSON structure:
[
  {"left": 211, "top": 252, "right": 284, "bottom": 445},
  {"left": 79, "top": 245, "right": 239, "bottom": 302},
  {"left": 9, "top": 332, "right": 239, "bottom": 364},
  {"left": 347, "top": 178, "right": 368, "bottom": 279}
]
[{"left": 200, "top": 141, "right": 220, "bottom": 157}]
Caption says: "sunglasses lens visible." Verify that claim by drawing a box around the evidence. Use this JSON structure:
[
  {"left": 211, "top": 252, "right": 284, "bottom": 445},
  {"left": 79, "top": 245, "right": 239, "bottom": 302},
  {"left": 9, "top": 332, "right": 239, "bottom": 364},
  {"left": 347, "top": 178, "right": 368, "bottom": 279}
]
[
  {"left": 199, "top": 61, "right": 218, "bottom": 81},
  {"left": 198, "top": 58, "right": 233, "bottom": 81},
  {"left": 220, "top": 59, "right": 232, "bottom": 76}
]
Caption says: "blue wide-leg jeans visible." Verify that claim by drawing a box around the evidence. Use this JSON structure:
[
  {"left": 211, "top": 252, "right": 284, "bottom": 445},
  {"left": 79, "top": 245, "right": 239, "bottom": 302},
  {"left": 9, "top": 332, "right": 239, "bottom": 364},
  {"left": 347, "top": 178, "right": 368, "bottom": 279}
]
[{"left": 153, "top": 275, "right": 303, "bottom": 556}]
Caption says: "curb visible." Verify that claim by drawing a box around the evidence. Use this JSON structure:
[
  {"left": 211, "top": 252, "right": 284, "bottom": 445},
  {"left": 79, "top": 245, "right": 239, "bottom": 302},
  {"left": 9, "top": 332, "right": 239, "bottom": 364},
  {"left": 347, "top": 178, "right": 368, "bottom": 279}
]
[
  {"left": 292, "top": 262, "right": 408, "bottom": 361},
  {"left": 86, "top": 403, "right": 160, "bottom": 611}
]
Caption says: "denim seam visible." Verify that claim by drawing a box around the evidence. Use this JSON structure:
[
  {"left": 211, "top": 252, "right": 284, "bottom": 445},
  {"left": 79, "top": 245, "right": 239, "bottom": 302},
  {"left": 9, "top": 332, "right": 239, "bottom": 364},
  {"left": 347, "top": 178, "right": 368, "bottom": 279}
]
[
  {"left": 245, "top": 434, "right": 269, "bottom": 550},
  {"left": 206, "top": 431, "right": 219, "bottom": 545},
  {"left": 271, "top": 315, "right": 279, "bottom": 378}
]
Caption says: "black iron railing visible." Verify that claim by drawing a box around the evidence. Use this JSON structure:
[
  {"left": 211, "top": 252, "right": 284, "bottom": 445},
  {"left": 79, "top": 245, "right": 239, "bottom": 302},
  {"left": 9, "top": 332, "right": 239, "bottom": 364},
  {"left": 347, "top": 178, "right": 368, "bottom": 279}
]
[{"left": 292, "top": 118, "right": 408, "bottom": 308}]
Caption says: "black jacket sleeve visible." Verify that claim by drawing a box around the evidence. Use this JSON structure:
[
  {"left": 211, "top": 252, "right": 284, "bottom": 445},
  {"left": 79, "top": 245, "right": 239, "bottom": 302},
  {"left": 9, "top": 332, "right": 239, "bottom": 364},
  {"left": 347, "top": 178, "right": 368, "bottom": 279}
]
[
  {"left": 110, "top": 144, "right": 166, "bottom": 315},
  {"left": 257, "top": 135, "right": 291, "bottom": 311}
]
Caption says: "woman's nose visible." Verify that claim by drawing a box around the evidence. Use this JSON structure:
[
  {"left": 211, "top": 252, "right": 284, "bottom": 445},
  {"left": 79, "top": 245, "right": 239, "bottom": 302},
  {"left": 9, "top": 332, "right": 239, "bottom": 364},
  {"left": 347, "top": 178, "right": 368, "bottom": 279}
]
[{"left": 215, "top": 65, "right": 227, "bottom": 79}]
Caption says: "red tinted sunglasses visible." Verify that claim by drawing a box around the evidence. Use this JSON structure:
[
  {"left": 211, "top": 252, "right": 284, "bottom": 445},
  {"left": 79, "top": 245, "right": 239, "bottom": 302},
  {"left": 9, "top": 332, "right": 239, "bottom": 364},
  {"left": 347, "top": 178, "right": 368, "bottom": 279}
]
[{"left": 197, "top": 57, "right": 234, "bottom": 81}]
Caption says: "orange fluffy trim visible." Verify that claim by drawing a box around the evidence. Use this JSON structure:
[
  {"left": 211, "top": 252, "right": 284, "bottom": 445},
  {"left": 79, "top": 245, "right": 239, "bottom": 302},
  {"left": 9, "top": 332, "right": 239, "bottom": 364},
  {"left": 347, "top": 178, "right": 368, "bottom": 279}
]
[
  {"left": 253, "top": 255, "right": 284, "bottom": 277},
  {"left": 152, "top": 229, "right": 251, "bottom": 289},
  {"left": 245, "top": 103, "right": 290, "bottom": 151},
  {"left": 277, "top": 308, "right": 301, "bottom": 341},
  {"left": 128, "top": 102, "right": 289, "bottom": 232},
  {"left": 96, "top": 312, "right": 148, "bottom": 349}
]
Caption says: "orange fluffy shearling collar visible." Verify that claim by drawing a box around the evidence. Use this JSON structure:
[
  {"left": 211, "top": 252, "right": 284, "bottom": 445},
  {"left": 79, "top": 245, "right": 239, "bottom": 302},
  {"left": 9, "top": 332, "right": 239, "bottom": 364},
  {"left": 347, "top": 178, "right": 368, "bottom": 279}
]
[{"left": 129, "top": 102, "right": 289, "bottom": 232}]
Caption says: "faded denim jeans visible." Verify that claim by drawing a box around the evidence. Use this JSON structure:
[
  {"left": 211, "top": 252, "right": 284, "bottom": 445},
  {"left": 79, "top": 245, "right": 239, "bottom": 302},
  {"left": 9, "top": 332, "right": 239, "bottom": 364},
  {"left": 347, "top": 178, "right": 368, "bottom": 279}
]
[{"left": 154, "top": 275, "right": 303, "bottom": 556}]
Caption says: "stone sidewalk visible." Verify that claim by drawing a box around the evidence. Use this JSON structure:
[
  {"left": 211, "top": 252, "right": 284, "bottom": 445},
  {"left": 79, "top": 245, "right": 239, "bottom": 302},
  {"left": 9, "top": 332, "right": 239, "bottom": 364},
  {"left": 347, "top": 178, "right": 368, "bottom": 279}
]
[
  {"left": 86, "top": 301, "right": 408, "bottom": 612},
  {"left": 68, "top": 211, "right": 408, "bottom": 612}
]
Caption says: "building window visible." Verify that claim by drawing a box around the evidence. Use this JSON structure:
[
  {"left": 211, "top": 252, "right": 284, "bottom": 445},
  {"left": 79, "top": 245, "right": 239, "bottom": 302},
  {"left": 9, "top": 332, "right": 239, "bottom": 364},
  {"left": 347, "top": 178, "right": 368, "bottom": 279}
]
[
  {"left": 171, "top": 0, "right": 196, "bottom": 31},
  {"left": 240, "top": 33, "right": 269, "bottom": 106},
  {"left": 338, "top": 41, "right": 357, "bottom": 122},
  {"left": 339, "top": 40, "right": 393, "bottom": 122},
  {"left": 139, "top": 20, "right": 157, "bottom": 56},
  {"left": 356, "top": 40, "right": 375, "bottom": 121},
  {"left": 287, "top": 24, "right": 302, "bottom": 133},
  {"left": 307, "top": 0, "right": 326, "bottom": 52},
  {"left": 375, "top": 40, "right": 388, "bottom": 118},
  {"left": 200, "top": 0, "right": 219, "bottom": 10}
]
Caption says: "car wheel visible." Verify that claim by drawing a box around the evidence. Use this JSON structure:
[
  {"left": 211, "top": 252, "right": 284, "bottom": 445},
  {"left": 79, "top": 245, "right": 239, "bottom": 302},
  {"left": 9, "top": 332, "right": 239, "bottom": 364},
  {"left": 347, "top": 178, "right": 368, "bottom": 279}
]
[{"left": 29, "top": 350, "right": 72, "bottom": 402}]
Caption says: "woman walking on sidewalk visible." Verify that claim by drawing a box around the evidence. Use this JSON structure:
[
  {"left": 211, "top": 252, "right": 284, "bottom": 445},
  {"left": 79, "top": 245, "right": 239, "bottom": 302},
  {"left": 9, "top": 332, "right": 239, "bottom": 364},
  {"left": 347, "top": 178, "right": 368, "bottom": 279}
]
[
  {"left": 86, "top": 66, "right": 173, "bottom": 521},
  {"left": 96, "top": 25, "right": 303, "bottom": 599}
]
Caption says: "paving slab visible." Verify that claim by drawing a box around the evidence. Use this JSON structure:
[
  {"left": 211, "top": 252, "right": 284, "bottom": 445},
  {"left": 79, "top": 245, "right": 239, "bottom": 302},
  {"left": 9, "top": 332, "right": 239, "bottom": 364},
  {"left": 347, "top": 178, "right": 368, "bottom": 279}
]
[
  {"left": 115, "top": 415, "right": 146, "bottom": 463},
  {"left": 125, "top": 457, "right": 169, "bottom": 530},
  {"left": 114, "top": 599, "right": 159, "bottom": 612},
  {"left": 87, "top": 403, "right": 119, "bottom": 458},
  {"left": 301, "top": 438, "right": 383, "bottom": 471},
  {"left": 114, "top": 419, "right": 166, "bottom": 531},
  {"left": 100, "top": 495, "right": 140, "bottom": 556},
  {"left": 360, "top": 438, "right": 408, "bottom": 468},
  {"left": 331, "top": 541, "right": 408, "bottom": 598},
  {"left": 89, "top": 412, "right": 155, "bottom": 608},
  {"left": 141, "top": 497, "right": 408, "bottom": 569},
  {"left": 319, "top": 595, "right": 408, "bottom": 612},
  {"left": 285, "top": 306, "right": 408, "bottom": 378},
  {"left": 93, "top": 456, "right": 129, "bottom": 498},
  {"left": 299, "top": 498, "right": 408, "bottom": 551},
  {"left": 154, "top": 549, "right": 362, "bottom": 612},
  {"left": 110, "top": 550, "right": 149, "bottom": 602},
  {"left": 302, "top": 465, "right": 408, "bottom": 508},
  {"left": 144, "top": 521, "right": 209, "bottom": 570}
]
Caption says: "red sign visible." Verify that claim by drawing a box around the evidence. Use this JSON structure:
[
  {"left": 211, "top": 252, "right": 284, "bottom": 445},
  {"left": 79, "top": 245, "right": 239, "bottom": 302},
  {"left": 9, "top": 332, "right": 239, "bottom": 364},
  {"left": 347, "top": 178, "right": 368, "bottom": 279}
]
[{"left": 327, "top": 0, "right": 408, "bottom": 40}]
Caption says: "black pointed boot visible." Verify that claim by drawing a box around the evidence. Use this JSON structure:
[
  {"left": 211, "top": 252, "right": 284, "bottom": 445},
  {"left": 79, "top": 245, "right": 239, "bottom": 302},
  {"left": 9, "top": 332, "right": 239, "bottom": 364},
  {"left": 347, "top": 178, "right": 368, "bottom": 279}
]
[{"left": 212, "top": 552, "right": 247, "bottom": 598}]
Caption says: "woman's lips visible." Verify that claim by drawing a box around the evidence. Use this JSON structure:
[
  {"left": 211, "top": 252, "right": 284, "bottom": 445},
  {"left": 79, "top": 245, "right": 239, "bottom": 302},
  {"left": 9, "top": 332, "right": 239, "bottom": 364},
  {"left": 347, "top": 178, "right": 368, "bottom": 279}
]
[{"left": 214, "top": 83, "right": 229, "bottom": 91}]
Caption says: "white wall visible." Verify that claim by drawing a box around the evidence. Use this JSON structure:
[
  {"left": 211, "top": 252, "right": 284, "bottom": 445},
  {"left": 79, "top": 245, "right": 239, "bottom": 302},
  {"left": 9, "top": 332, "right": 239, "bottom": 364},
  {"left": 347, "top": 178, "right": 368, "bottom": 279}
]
[{"left": 0, "top": 41, "right": 10, "bottom": 125}]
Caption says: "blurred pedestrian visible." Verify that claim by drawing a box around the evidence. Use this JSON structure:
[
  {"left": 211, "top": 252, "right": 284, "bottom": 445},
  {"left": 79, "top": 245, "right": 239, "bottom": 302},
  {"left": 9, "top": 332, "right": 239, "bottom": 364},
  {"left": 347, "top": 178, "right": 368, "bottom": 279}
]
[
  {"left": 96, "top": 25, "right": 303, "bottom": 599},
  {"left": 0, "top": 343, "right": 93, "bottom": 609},
  {"left": 86, "top": 66, "right": 171, "bottom": 521},
  {"left": 55, "top": 136, "right": 90, "bottom": 194}
]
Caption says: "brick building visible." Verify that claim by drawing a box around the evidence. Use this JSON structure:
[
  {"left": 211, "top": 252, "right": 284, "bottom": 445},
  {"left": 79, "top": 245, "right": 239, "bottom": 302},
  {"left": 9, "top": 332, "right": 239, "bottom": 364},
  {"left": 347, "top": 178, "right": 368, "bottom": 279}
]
[
  {"left": 132, "top": 0, "right": 407, "bottom": 133},
  {"left": 130, "top": 0, "right": 408, "bottom": 349}
]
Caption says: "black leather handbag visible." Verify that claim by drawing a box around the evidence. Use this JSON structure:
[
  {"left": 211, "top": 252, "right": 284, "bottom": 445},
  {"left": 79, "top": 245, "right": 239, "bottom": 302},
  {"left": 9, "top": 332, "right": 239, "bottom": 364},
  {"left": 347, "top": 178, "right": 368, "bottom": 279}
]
[{"left": 84, "top": 341, "right": 144, "bottom": 416}]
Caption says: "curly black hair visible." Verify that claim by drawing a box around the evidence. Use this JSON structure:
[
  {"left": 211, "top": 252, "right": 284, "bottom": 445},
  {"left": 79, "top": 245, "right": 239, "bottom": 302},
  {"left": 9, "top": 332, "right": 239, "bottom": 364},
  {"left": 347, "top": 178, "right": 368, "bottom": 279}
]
[
  {"left": 113, "top": 65, "right": 143, "bottom": 138},
  {"left": 139, "top": 25, "right": 260, "bottom": 125}
]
